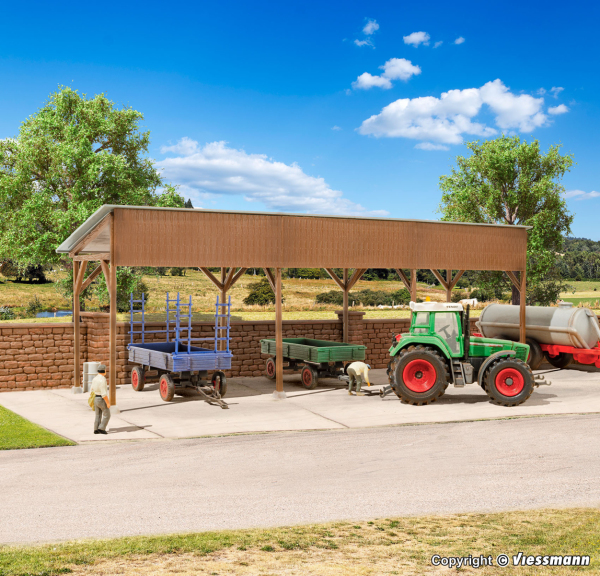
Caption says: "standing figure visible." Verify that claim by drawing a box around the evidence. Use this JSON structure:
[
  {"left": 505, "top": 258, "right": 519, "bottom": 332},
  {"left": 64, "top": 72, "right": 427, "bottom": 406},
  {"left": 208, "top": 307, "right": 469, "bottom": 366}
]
[
  {"left": 347, "top": 361, "right": 371, "bottom": 396},
  {"left": 91, "top": 364, "right": 111, "bottom": 435}
]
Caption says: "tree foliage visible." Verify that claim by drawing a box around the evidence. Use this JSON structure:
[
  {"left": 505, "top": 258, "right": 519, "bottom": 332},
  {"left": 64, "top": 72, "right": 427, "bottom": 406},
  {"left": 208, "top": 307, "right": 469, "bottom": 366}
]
[
  {"left": 438, "top": 136, "right": 574, "bottom": 305},
  {"left": 0, "top": 86, "right": 184, "bottom": 267}
]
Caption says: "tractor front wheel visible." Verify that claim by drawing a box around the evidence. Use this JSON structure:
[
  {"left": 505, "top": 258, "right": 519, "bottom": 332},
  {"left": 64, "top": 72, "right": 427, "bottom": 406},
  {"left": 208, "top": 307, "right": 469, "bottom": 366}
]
[
  {"left": 393, "top": 346, "right": 449, "bottom": 406},
  {"left": 484, "top": 357, "right": 534, "bottom": 406}
]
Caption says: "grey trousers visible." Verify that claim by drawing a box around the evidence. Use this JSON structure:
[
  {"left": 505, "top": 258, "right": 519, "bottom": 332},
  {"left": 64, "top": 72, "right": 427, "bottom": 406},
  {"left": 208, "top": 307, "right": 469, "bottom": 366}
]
[
  {"left": 347, "top": 368, "right": 363, "bottom": 392},
  {"left": 94, "top": 397, "right": 111, "bottom": 431}
]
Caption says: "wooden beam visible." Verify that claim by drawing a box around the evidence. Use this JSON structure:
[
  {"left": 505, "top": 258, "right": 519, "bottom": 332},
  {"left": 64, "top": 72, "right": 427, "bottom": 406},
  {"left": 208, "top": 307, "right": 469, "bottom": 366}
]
[
  {"left": 263, "top": 268, "right": 276, "bottom": 293},
  {"left": 109, "top": 224, "right": 117, "bottom": 408},
  {"left": 430, "top": 269, "right": 449, "bottom": 290},
  {"left": 223, "top": 267, "right": 236, "bottom": 293},
  {"left": 199, "top": 267, "right": 224, "bottom": 290},
  {"left": 446, "top": 270, "right": 452, "bottom": 302},
  {"left": 68, "top": 216, "right": 111, "bottom": 258},
  {"left": 324, "top": 268, "right": 345, "bottom": 291},
  {"left": 449, "top": 270, "right": 466, "bottom": 290},
  {"left": 80, "top": 264, "right": 103, "bottom": 293},
  {"left": 346, "top": 269, "right": 367, "bottom": 291},
  {"left": 73, "top": 261, "right": 81, "bottom": 391},
  {"left": 275, "top": 267, "right": 284, "bottom": 394},
  {"left": 520, "top": 269, "right": 527, "bottom": 343},
  {"left": 505, "top": 270, "right": 521, "bottom": 291},
  {"left": 410, "top": 269, "right": 417, "bottom": 302},
  {"left": 343, "top": 269, "right": 349, "bottom": 343},
  {"left": 73, "top": 252, "right": 111, "bottom": 262},
  {"left": 100, "top": 260, "right": 111, "bottom": 292},
  {"left": 224, "top": 267, "right": 247, "bottom": 292},
  {"left": 395, "top": 269, "right": 411, "bottom": 292},
  {"left": 73, "top": 261, "right": 88, "bottom": 297}
]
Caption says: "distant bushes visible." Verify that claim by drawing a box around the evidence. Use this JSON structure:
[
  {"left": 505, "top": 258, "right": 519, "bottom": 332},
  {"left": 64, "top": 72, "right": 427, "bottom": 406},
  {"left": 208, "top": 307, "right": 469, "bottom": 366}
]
[
  {"left": 243, "top": 278, "right": 285, "bottom": 306},
  {"left": 315, "top": 288, "right": 410, "bottom": 307},
  {"left": 0, "top": 306, "right": 15, "bottom": 321}
]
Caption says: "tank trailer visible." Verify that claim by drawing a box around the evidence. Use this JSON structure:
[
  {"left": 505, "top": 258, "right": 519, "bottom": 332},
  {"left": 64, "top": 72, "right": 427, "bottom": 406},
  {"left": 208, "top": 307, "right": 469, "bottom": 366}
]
[{"left": 388, "top": 302, "right": 546, "bottom": 407}]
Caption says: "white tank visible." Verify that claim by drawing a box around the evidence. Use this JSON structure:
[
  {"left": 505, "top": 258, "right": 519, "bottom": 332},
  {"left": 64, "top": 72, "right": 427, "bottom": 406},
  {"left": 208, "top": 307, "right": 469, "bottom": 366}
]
[{"left": 477, "top": 303, "right": 600, "bottom": 349}]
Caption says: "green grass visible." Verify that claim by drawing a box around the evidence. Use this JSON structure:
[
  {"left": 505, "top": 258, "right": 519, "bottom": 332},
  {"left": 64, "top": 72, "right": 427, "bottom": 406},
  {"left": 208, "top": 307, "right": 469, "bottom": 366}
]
[
  {"left": 1, "top": 509, "right": 598, "bottom": 575},
  {"left": 0, "top": 406, "right": 75, "bottom": 450},
  {"left": 561, "top": 297, "right": 600, "bottom": 307}
]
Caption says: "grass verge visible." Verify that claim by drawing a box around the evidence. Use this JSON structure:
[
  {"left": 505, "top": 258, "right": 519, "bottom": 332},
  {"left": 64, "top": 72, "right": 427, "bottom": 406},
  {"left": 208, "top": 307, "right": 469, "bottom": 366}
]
[
  {"left": 1, "top": 509, "right": 599, "bottom": 575},
  {"left": 0, "top": 405, "right": 75, "bottom": 450}
]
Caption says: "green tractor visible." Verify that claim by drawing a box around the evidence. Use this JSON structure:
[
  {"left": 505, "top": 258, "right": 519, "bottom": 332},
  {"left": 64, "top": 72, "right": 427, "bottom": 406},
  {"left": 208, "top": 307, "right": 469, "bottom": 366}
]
[{"left": 388, "top": 302, "right": 539, "bottom": 407}]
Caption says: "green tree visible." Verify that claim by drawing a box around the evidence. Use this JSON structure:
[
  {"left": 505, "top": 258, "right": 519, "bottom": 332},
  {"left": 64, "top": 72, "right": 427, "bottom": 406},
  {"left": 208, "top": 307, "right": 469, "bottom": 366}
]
[
  {"left": 0, "top": 86, "right": 184, "bottom": 268},
  {"left": 438, "top": 136, "right": 574, "bottom": 305}
]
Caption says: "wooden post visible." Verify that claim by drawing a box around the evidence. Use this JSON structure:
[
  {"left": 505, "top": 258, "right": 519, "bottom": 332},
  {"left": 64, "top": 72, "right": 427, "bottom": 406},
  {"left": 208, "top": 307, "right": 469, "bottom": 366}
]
[
  {"left": 446, "top": 269, "right": 452, "bottom": 302},
  {"left": 220, "top": 267, "right": 227, "bottom": 351},
  {"left": 343, "top": 268, "right": 349, "bottom": 343},
  {"left": 520, "top": 269, "right": 527, "bottom": 343},
  {"left": 275, "top": 267, "right": 284, "bottom": 396},
  {"left": 109, "top": 220, "right": 117, "bottom": 410},
  {"left": 73, "top": 261, "right": 82, "bottom": 393},
  {"left": 410, "top": 269, "right": 417, "bottom": 303}
]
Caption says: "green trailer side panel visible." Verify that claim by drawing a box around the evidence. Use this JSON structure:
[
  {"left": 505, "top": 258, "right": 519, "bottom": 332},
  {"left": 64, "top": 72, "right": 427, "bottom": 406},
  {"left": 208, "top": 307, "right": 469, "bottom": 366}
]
[{"left": 260, "top": 338, "right": 366, "bottom": 362}]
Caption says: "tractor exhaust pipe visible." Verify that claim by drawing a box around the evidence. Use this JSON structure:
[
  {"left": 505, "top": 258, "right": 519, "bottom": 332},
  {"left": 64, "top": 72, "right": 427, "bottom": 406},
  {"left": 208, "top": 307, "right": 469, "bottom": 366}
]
[{"left": 463, "top": 305, "right": 471, "bottom": 361}]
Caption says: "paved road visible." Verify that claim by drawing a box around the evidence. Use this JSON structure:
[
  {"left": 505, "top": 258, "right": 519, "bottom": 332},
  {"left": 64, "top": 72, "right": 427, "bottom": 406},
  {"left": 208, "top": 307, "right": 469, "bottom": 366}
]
[{"left": 2, "top": 414, "right": 600, "bottom": 544}]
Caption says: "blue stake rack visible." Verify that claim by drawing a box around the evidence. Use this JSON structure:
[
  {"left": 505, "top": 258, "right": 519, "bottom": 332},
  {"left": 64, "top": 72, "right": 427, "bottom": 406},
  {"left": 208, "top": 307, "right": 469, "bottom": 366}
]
[{"left": 128, "top": 292, "right": 232, "bottom": 372}]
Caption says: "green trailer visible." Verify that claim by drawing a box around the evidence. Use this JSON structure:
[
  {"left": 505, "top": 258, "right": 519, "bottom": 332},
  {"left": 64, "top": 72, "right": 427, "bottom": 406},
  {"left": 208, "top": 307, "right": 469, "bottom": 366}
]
[{"left": 260, "top": 338, "right": 366, "bottom": 389}]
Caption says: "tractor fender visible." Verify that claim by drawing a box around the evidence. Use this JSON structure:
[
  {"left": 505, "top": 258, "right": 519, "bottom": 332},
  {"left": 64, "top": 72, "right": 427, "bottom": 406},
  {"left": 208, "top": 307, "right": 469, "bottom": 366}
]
[{"left": 477, "top": 350, "right": 516, "bottom": 386}]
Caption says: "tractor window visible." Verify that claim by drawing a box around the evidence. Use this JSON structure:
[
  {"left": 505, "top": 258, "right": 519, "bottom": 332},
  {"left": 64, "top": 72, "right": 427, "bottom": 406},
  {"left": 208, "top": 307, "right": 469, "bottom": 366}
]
[
  {"left": 434, "top": 313, "right": 460, "bottom": 354},
  {"left": 413, "top": 312, "right": 430, "bottom": 334}
]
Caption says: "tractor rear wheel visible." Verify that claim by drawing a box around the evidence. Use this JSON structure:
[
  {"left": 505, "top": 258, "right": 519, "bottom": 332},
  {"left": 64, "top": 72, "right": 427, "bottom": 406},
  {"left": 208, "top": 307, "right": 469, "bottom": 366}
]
[
  {"left": 545, "top": 352, "right": 573, "bottom": 369},
  {"left": 159, "top": 374, "right": 175, "bottom": 402},
  {"left": 526, "top": 338, "right": 544, "bottom": 370},
  {"left": 484, "top": 357, "right": 534, "bottom": 406},
  {"left": 392, "top": 345, "right": 449, "bottom": 406}
]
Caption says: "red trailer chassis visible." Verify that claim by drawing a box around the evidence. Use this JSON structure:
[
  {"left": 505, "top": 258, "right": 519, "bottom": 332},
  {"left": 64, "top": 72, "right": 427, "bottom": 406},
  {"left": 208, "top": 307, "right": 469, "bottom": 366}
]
[{"left": 541, "top": 343, "right": 600, "bottom": 368}]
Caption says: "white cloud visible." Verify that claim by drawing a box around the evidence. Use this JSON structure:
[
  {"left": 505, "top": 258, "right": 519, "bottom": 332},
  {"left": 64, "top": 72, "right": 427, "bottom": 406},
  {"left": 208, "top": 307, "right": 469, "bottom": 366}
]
[
  {"left": 563, "top": 190, "right": 600, "bottom": 200},
  {"left": 358, "top": 79, "right": 551, "bottom": 143},
  {"left": 454, "top": 36, "right": 465, "bottom": 44},
  {"left": 537, "top": 88, "right": 547, "bottom": 96},
  {"left": 433, "top": 41, "right": 443, "bottom": 48},
  {"left": 159, "top": 139, "right": 388, "bottom": 216},
  {"left": 352, "top": 58, "right": 421, "bottom": 90},
  {"left": 548, "top": 104, "right": 569, "bottom": 115},
  {"left": 403, "top": 31, "right": 430, "bottom": 47},
  {"left": 415, "top": 142, "right": 449, "bottom": 150},
  {"left": 479, "top": 79, "right": 547, "bottom": 131},
  {"left": 363, "top": 19, "right": 379, "bottom": 35},
  {"left": 354, "top": 39, "right": 373, "bottom": 47},
  {"left": 331, "top": 125, "right": 342, "bottom": 131},
  {"left": 550, "top": 86, "right": 564, "bottom": 98}
]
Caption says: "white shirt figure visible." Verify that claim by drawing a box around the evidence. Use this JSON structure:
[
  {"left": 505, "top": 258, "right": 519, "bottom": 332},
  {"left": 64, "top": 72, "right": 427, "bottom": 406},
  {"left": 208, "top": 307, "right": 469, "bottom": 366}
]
[
  {"left": 347, "top": 361, "right": 371, "bottom": 385},
  {"left": 90, "top": 373, "right": 108, "bottom": 398}
]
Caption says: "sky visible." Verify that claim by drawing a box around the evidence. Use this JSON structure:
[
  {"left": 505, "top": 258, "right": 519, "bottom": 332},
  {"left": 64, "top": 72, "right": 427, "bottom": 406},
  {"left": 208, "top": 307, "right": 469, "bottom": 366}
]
[{"left": 1, "top": 0, "right": 599, "bottom": 237}]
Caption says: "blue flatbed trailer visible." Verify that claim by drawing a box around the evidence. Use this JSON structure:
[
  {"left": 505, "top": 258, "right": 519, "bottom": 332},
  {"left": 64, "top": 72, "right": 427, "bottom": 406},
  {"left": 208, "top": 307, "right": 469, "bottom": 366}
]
[{"left": 127, "top": 293, "right": 232, "bottom": 408}]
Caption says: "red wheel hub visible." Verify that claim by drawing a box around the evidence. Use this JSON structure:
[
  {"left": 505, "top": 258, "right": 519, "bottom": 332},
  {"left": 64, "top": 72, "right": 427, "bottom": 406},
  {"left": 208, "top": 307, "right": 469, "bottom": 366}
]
[
  {"left": 303, "top": 369, "right": 313, "bottom": 386},
  {"left": 132, "top": 370, "right": 139, "bottom": 389},
  {"left": 403, "top": 359, "right": 437, "bottom": 393},
  {"left": 267, "top": 361, "right": 275, "bottom": 376},
  {"left": 494, "top": 367, "right": 525, "bottom": 397},
  {"left": 160, "top": 378, "right": 168, "bottom": 399}
]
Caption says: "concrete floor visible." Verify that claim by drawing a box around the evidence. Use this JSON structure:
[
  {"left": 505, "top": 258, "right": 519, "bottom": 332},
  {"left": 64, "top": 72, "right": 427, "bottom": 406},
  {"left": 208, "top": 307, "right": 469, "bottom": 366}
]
[{"left": 1, "top": 364, "right": 599, "bottom": 442}]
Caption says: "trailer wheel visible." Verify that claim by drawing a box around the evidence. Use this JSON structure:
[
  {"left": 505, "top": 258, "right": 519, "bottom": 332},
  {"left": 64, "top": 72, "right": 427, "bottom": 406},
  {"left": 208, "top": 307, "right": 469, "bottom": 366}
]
[
  {"left": 211, "top": 371, "right": 228, "bottom": 397},
  {"left": 393, "top": 345, "right": 449, "bottom": 406},
  {"left": 301, "top": 365, "right": 318, "bottom": 390},
  {"left": 485, "top": 358, "right": 534, "bottom": 406},
  {"left": 526, "top": 338, "right": 544, "bottom": 370},
  {"left": 131, "top": 366, "right": 145, "bottom": 392},
  {"left": 265, "top": 358, "right": 276, "bottom": 380},
  {"left": 545, "top": 352, "right": 573, "bottom": 369},
  {"left": 159, "top": 374, "right": 175, "bottom": 402}
]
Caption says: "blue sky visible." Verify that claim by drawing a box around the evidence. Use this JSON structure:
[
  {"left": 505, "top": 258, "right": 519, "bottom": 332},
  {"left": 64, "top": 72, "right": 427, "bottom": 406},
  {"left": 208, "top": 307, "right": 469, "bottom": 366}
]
[{"left": 2, "top": 0, "right": 599, "bottom": 237}]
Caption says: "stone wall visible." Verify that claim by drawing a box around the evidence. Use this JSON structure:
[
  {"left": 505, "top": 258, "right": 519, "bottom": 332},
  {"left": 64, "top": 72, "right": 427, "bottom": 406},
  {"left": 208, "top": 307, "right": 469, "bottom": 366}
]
[{"left": 0, "top": 312, "right": 482, "bottom": 391}]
